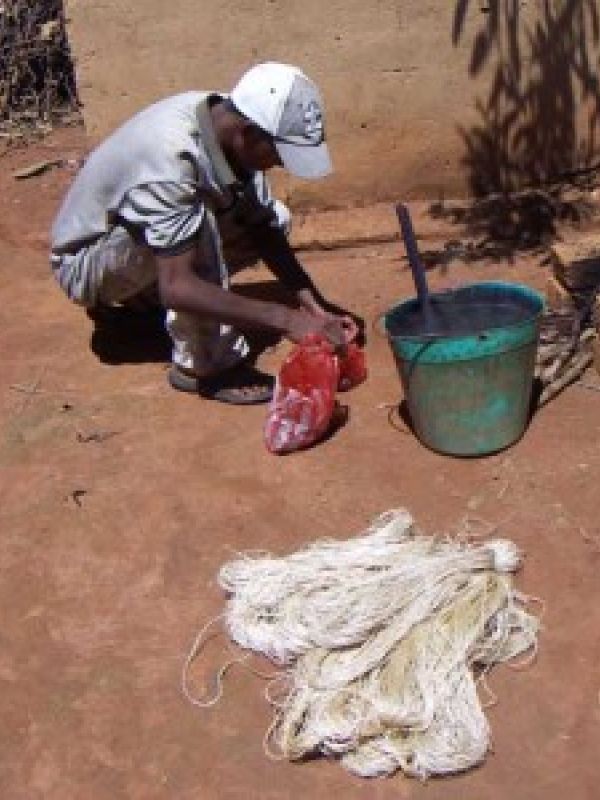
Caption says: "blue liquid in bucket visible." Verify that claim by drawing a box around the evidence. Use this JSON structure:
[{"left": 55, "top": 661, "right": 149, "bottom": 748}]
[{"left": 386, "top": 294, "right": 536, "bottom": 339}]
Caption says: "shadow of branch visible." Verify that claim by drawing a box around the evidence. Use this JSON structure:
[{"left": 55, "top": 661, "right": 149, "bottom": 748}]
[{"left": 454, "top": 0, "right": 600, "bottom": 197}]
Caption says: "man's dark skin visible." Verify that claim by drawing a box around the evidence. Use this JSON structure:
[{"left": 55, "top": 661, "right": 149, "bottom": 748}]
[{"left": 157, "top": 98, "right": 361, "bottom": 390}]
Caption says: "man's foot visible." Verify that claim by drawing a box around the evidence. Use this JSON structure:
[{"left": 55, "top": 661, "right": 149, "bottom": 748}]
[{"left": 168, "top": 364, "right": 274, "bottom": 405}]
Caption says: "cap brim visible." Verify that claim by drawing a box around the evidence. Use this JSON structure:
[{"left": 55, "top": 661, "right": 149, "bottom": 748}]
[{"left": 275, "top": 140, "right": 332, "bottom": 179}]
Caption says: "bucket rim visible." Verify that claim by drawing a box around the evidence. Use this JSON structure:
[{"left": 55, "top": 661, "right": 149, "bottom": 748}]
[{"left": 382, "top": 280, "right": 545, "bottom": 342}]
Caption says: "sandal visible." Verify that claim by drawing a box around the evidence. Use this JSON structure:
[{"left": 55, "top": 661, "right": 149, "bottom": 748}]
[{"left": 168, "top": 364, "right": 274, "bottom": 405}]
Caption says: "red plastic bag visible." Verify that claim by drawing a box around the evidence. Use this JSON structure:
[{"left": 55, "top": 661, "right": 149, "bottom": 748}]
[
  {"left": 338, "top": 343, "right": 368, "bottom": 392},
  {"left": 264, "top": 335, "right": 367, "bottom": 454}
]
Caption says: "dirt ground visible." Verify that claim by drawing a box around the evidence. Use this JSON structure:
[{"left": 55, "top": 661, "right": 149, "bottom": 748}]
[{"left": 1, "top": 127, "right": 600, "bottom": 800}]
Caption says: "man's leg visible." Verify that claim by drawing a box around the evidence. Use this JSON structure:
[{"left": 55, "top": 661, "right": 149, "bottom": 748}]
[
  {"left": 165, "top": 213, "right": 277, "bottom": 402},
  {"left": 51, "top": 221, "right": 274, "bottom": 402},
  {"left": 168, "top": 199, "right": 293, "bottom": 376},
  {"left": 166, "top": 311, "right": 250, "bottom": 378},
  {"left": 164, "top": 213, "right": 252, "bottom": 379},
  {"left": 51, "top": 226, "right": 157, "bottom": 309}
]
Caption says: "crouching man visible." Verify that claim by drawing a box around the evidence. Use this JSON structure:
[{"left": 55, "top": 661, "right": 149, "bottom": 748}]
[{"left": 50, "top": 62, "right": 359, "bottom": 404}]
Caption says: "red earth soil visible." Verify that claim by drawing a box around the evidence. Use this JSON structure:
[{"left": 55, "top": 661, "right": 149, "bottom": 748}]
[{"left": 1, "top": 126, "right": 599, "bottom": 799}]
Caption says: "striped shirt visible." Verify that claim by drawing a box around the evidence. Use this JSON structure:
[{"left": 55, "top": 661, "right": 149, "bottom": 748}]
[{"left": 51, "top": 92, "right": 280, "bottom": 258}]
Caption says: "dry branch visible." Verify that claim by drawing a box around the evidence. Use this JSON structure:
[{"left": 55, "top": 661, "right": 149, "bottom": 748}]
[{"left": 0, "top": 0, "right": 80, "bottom": 138}]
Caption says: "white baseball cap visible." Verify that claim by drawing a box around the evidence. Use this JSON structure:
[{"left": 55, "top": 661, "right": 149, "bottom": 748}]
[{"left": 230, "top": 62, "right": 332, "bottom": 179}]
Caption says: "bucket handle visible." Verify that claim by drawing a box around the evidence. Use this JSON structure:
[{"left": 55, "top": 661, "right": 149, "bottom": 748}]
[{"left": 372, "top": 310, "right": 391, "bottom": 339}]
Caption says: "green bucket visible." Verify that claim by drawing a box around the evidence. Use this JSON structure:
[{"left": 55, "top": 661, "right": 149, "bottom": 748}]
[{"left": 384, "top": 281, "right": 545, "bottom": 456}]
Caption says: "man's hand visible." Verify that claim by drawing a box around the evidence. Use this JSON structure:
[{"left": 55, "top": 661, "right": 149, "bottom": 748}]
[
  {"left": 295, "top": 288, "right": 361, "bottom": 346},
  {"left": 284, "top": 308, "right": 353, "bottom": 353},
  {"left": 311, "top": 308, "right": 360, "bottom": 345}
]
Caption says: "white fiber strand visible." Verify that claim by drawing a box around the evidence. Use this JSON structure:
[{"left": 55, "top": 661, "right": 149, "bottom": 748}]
[{"left": 186, "top": 509, "right": 539, "bottom": 780}]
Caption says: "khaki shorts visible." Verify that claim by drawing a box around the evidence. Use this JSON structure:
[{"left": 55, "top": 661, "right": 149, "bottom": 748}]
[{"left": 50, "top": 202, "right": 291, "bottom": 375}]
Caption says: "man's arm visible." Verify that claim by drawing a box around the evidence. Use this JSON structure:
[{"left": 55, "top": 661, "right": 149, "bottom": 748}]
[
  {"left": 248, "top": 223, "right": 364, "bottom": 342},
  {"left": 156, "top": 248, "right": 350, "bottom": 348},
  {"left": 247, "top": 223, "right": 315, "bottom": 295}
]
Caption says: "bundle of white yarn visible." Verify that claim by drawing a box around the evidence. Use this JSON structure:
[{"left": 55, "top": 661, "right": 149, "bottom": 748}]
[{"left": 185, "top": 510, "right": 539, "bottom": 779}]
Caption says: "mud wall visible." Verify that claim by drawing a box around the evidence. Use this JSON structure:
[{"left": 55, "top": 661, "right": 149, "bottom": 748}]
[{"left": 65, "top": 0, "right": 600, "bottom": 209}]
